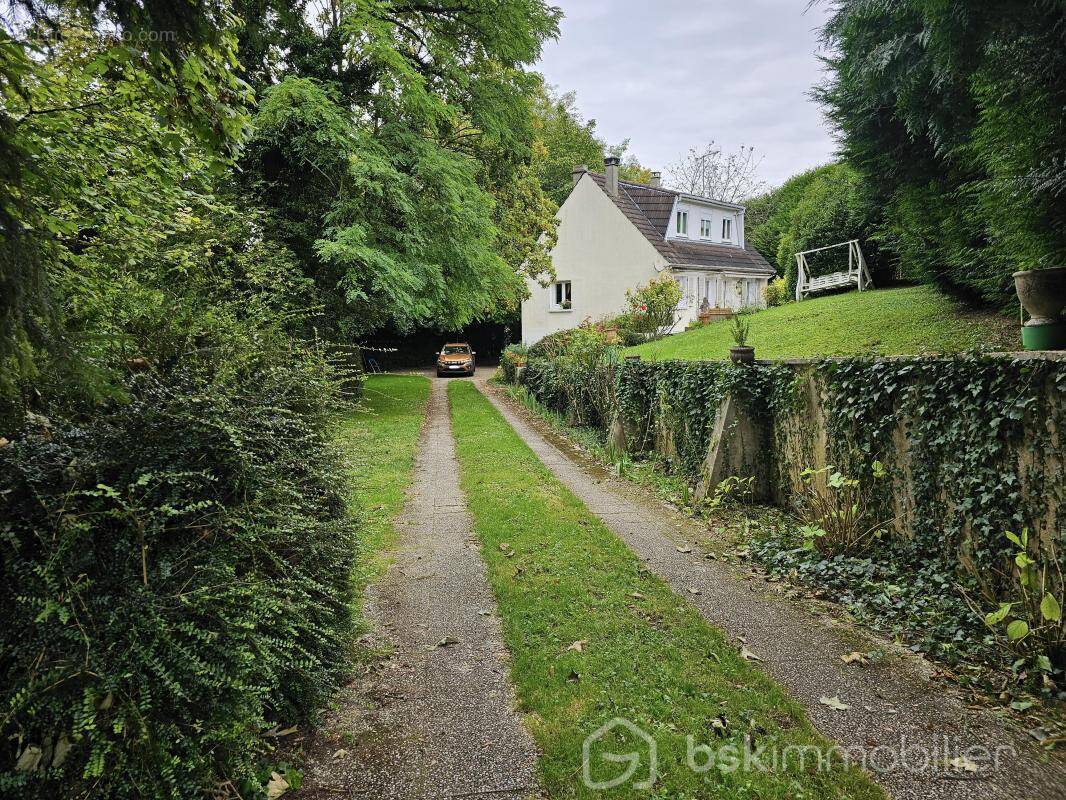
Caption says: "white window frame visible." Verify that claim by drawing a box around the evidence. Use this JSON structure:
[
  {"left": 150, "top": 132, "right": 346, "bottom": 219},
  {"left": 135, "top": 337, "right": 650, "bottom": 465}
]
[
  {"left": 550, "top": 280, "right": 572, "bottom": 311},
  {"left": 676, "top": 210, "right": 688, "bottom": 236},
  {"left": 722, "top": 217, "right": 733, "bottom": 242},
  {"left": 700, "top": 218, "right": 712, "bottom": 239}
]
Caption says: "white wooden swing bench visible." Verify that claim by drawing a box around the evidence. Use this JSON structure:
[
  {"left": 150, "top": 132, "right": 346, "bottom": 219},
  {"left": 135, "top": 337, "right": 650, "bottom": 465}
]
[{"left": 794, "top": 239, "right": 873, "bottom": 301}]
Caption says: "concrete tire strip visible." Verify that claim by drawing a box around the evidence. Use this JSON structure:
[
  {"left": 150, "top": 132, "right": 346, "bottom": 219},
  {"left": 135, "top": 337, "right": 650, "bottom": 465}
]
[
  {"left": 478, "top": 378, "right": 1066, "bottom": 800},
  {"left": 297, "top": 379, "right": 540, "bottom": 799}
]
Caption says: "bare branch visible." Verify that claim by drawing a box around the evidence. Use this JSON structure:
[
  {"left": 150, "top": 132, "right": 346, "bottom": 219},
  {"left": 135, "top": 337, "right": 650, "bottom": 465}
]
[{"left": 665, "top": 141, "right": 767, "bottom": 203}]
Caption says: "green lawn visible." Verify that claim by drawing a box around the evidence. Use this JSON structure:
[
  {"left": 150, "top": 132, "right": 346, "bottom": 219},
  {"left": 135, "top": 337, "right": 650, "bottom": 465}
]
[
  {"left": 335, "top": 374, "right": 430, "bottom": 604},
  {"left": 628, "top": 285, "right": 1014, "bottom": 361},
  {"left": 448, "top": 380, "right": 884, "bottom": 799}
]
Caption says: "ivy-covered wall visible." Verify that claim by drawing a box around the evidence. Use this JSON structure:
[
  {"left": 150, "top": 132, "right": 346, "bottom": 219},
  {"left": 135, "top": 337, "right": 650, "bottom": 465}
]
[
  {"left": 769, "top": 355, "right": 1065, "bottom": 576},
  {"left": 516, "top": 353, "right": 1065, "bottom": 594}
]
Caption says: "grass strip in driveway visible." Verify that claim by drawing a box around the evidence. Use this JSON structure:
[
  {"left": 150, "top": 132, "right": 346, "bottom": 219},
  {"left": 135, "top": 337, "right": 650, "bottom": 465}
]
[
  {"left": 448, "top": 380, "right": 884, "bottom": 799},
  {"left": 335, "top": 374, "right": 430, "bottom": 605}
]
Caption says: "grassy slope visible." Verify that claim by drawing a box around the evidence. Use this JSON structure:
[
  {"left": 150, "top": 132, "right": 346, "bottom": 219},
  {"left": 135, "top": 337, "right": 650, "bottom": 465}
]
[
  {"left": 334, "top": 374, "right": 430, "bottom": 604},
  {"left": 448, "top": 380, "right": 884, "bottom": 799},
  {"left": 627, "top": 286, "right": 1014, "bottom": 361}
]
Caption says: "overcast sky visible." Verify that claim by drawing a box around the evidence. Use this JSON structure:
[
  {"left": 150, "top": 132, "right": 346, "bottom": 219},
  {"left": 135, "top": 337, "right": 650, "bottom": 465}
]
[{"left": 536, "top": 0, "right": 837, "bottom": 191}]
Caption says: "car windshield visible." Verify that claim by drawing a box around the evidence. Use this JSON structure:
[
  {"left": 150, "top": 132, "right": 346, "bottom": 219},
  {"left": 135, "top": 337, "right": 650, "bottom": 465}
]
[{"left": 442, "top": 346, "right": 469, "bottom": 354}]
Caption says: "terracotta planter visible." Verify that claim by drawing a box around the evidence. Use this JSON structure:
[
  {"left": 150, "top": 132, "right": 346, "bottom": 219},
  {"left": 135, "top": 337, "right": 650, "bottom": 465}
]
[
  {"left": 1013, "top": 267, "right": 1066, "bottom": 326},
  {"left": 700, "top": 307, "right": 734, "bottom": 324},
  {"left": 729, "top": 346, "right": 755, "bottom": 365}
]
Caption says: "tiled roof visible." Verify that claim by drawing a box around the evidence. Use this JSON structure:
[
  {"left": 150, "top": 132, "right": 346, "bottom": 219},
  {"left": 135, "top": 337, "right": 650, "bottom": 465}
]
[
  {"left": 585, "top": 172, "right": 776, "bottom": 276},
  {"left": 668, "top": 240, "right": 777, "bottom": 274},
  {"left": 619, "top": 183, "right": 675, "bottom": 236}
]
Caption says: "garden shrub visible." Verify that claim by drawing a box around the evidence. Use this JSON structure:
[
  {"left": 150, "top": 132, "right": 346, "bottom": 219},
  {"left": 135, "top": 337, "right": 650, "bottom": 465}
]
[
  {"left": 623, "top": 274, "right": 683, "bottom": 337},
  {"left": 521, "top": 323, "right": 620, "bottom": 427},
  {"left": 763, "top": 276, "right": 788, "bottom": 307},
  {"left": 499, "top": 343, "right": 528, "bottom": 384},
  {"left": 0, "top": 340, "right": 358, "bottom": 799}
]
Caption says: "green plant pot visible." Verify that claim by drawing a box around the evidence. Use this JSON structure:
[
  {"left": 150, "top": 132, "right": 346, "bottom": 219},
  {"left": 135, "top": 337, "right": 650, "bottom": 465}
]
[{"left": 1020, "top": 320, "right": 1066, "bottom": 351}]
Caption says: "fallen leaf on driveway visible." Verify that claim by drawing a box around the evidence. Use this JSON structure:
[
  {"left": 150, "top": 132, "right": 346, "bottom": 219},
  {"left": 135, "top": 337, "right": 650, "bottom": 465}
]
[
  {"left": 819, "top": 696, "right": 850, "bottom": 711},
  {"left": 677, "top": 545, "right": 692, "bottom": 553},
  {"left": 566, "top": 640, "right": 586, "bottom": 652},
  {"left": 266, "top": 772, "right": 289, "bottom": 799},
  {"left": 688, "top": 587, "right": 701, "bottom": 595},
  {"left": 477, "top": 609, "right": 492, "bottom": 616},
  {"left": 436, "top": 636, "right": 460, "bottom": 648},
  {"left": 943, "top": 755, "right": 980, "bottom": 772},
  {"left": 740, "top": 647, "right": 761, "bottom": 661},
  {"left": 332, "top": 749, "right": 348, "bottom": 759},
  {"left": 840, "top": 651, "right": 869, "bottom": 666}
]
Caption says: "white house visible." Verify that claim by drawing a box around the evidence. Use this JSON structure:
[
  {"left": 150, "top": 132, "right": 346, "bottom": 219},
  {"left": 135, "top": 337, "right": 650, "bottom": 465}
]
[{"left": 521, "top": 156, "right": 776, "bottom": 345}]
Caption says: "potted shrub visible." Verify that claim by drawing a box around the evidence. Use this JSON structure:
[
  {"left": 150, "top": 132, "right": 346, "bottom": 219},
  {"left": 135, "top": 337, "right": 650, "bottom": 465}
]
[
  {"left": 729, "top": 314, "right": 754, "bottom": 364},
  {"left": 1013, "top": 266, "right": 1066, "bottom": 350}
]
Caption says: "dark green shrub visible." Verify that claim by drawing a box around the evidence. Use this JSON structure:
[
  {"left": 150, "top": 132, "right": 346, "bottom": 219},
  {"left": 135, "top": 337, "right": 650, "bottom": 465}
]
[
  {"left": 817, "top": 0, "right": 1066, "bottom": 308},
  {"left": 520, "top": 324, "right": 621, "bottom": 428},
  {"left": 0, "top": 343, "right": 357, "bottom": 799}
]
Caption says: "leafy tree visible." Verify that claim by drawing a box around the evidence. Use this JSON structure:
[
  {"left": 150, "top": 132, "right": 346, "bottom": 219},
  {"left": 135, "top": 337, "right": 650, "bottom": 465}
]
[
  {"left": 531, "top": 84, "right": 607, "bottom": 206},
  {"left": 237, "top": 1, "right": 562, "bottom": 335},
  {"left": 817, "top": 0, "right": 1066, "bottom": 307},
  {"left": 1, "top": 5, "right": 251, "bottom": 403},
  {"left": 531, "top": 83, "right": 655, "bottom": 204}
]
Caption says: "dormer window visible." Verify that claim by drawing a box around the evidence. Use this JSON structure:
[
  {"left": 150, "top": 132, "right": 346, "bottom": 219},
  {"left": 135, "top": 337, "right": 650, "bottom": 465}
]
[
  {"left": 676, "top": 211, "right": 688, "bottom": 236},
  {"left": 700, "top": 219, "right": 712, "bottom": 238},
  {"left": 722, "top": 218, "right": 733, "bottom": 241}
]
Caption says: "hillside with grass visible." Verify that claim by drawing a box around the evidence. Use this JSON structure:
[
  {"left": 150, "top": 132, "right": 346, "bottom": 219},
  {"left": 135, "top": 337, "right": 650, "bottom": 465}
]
[{"left": 627, "top": 286, "right": 1015, "bottom": 361}]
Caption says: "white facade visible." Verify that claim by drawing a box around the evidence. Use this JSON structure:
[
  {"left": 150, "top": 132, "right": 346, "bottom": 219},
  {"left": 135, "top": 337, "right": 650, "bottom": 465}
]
[
  {"left": 521, "top": 173, "right": 668, "bottom": 345},
  {"left": 672, "top": 271, "right": 768, "bottom": 330},
  {"left": 521, "top": 169, "right": 771, "bottom": 346},
  {"left": 666, "top": 196, "right": 745, "bottom": 248}
]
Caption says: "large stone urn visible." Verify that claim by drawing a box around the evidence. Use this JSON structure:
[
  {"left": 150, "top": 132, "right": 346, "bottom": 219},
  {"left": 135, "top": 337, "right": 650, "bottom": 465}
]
[{"left": 1013, "top": 267, "right": 1066, "bottom": 350}]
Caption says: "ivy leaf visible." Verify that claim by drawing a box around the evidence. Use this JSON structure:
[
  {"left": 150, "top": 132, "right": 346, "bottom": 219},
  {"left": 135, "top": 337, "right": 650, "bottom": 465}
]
[
  {"left": 984, "top": 602, "right": 1013, "bottom": 626},
  {"left": 1039, "top": 593, "right": 1061, "bottom": 622},
  {"left": 1006, "top": 620, "right": 1029, "bottom": 641}
]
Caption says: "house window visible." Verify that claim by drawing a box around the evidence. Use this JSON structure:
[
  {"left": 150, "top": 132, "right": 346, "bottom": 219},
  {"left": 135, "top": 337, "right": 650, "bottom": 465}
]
[
  {"left": 722, "top": 218, "right": 733, "bottom": 241},
  {"left": 676, "top": 211, "right": 688, "bottom": 235},
  {"left": 700, "top": 219, "right": 712, "bottom": 238},
  {"left": 550, "top": 280, "right": 572, "bottom": 310}
]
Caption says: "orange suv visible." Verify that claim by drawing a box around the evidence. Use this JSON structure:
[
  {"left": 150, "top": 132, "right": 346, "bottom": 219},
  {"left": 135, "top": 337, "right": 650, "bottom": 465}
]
[{"left": 436, "top": 343, "right": 476, "bottom": 377}]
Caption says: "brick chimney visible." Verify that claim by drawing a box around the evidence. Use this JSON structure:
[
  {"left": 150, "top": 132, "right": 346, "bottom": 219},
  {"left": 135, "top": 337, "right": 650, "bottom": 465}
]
[
  {"left": 572, "top": 164, "right": 588, "bottom": 187},
  {"left": 649, "top": 171, "right": 662, "bottom": 189},
  {"left": 604, "top": 156, "right": 620, "bottom": 197}
]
